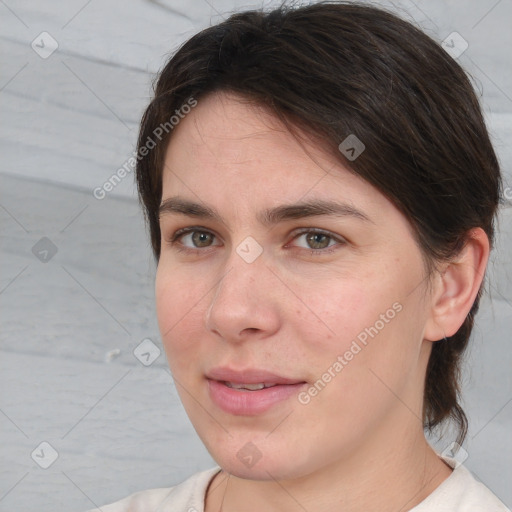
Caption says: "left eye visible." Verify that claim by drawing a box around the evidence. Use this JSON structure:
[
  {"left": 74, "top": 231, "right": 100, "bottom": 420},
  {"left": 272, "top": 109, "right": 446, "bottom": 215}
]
[{"left": 291, "top": 230, "right": 341, "bottom": 251}]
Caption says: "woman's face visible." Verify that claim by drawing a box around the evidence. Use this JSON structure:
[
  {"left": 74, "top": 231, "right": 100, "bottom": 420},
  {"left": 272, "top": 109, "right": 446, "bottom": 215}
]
[{"left": 156, "top": 91, "right": 435, "bottom": 480}]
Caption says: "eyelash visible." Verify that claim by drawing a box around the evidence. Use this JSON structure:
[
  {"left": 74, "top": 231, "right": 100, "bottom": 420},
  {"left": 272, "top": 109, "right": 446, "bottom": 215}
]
[{"left": 166, "top": 226, "right": 346, "bottom": 256}]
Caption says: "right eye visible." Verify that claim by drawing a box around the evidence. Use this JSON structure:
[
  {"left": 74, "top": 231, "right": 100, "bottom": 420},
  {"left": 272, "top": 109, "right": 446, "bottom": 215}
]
[{"left": 167, "top": 227, "right": 222, "bottom": 254}]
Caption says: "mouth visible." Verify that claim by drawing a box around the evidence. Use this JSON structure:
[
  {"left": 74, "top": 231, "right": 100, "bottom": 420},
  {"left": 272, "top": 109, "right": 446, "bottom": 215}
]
[
  {"left": 222, "top": 382, "right": 281, "bottom": 391},
  {"left": 206, "top": 366, "right": 305, "bottom": 385},
  {"left": 206, "top": 367, "right": 307, "bottom": 415}
]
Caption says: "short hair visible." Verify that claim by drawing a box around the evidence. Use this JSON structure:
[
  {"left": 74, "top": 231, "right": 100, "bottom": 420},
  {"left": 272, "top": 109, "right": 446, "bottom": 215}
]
[{"left": 135, "top": 1, "right": 502, "bottom": 446}]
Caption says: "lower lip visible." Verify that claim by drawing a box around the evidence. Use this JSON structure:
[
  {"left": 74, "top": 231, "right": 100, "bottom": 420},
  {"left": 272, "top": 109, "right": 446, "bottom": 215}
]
[{"left": 207, "top": 379, "right": 307, "bottom": 415}]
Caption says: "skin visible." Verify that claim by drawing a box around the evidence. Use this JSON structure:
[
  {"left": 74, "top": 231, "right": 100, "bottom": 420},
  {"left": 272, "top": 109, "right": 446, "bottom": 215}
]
[{"left": 155, "top": 91, "right": 489, "bottom": 512}]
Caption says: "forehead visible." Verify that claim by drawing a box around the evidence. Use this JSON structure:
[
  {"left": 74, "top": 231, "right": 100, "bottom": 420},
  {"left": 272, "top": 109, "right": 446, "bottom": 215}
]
[
  {"left": 166, "top": 92, "right": 330, "bottom": 175},
  {"left": 161, "top": 91, "right": 390, "bottom": 222}
]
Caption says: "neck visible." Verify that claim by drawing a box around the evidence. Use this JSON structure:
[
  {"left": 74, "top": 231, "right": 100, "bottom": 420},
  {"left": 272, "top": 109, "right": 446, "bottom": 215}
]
[{"left": 205, "top": 427, "right": 452, "bottom": 512}]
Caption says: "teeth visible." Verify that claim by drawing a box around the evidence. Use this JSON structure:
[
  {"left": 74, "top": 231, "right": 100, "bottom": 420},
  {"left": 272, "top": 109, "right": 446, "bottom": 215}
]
[{"left": 224, "top": 382, "right": 276, "bottom": 391}]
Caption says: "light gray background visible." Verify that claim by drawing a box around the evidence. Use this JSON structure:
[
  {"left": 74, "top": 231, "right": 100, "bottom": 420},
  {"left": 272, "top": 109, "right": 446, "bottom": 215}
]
[{"left": 0, "top": 0, "right": 510, "bottom": 510}]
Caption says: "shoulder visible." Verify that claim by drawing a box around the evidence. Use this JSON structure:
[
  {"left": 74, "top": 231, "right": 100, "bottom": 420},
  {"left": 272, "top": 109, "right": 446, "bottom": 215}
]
[
  {"left": 413, "top": 456, "right": 510, "bottom": 512},
  {"left": 85, "top": 466, "right": 222, "bottom": 512}
]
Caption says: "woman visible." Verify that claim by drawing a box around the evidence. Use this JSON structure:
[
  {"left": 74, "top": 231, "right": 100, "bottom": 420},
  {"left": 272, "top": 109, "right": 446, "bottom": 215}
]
[{"left": 89, "top": 2, "right": 508, "bottom": 510}]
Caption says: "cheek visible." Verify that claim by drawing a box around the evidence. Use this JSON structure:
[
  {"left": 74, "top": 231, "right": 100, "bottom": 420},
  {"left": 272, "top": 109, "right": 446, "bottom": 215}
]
[
  {"left": 155, "top": 264, "right": 177, "bottom": 335},
  {"left": 155, "top": 263, "right": 203, "bottom": 357},
  {"left": 314, "top": 288, "right": 425, "bottom": 409},
  {"left": 291, "top": 271, "right": 386, "bottom": 353},
  {"left": 294, "top": 264, "right": 422, "bottom": 381}
]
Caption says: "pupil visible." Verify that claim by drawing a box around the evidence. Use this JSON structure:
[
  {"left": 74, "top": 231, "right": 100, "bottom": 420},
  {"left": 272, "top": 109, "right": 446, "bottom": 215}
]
[
  {"left": 307, "top": 233, "right": 329, "bottom": 249},
  {"left": 193, "top": 232, "right": 210, "bottom": 247}
]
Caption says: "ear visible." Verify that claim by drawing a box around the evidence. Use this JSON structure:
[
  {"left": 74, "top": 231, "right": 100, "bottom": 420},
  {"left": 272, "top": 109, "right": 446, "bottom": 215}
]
[{"left": 424, "top": 228, "right": 490, "bottom": 342}]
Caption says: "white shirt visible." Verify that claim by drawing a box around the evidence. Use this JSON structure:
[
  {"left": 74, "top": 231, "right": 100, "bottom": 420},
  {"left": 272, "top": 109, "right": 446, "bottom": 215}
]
[{"left": 87, "top": 455, "right": 510, "bottom": 511}]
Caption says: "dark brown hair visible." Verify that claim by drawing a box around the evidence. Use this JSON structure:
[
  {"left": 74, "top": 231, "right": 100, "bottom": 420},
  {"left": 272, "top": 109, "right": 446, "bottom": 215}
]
[{"left": 135, "top": 1, "right": 501, "bottom": 445}]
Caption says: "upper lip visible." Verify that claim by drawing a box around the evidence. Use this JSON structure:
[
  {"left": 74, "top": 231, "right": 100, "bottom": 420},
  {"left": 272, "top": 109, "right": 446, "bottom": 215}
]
[{"left": 206, "top": 367, "right": 305, "bottom": 385}]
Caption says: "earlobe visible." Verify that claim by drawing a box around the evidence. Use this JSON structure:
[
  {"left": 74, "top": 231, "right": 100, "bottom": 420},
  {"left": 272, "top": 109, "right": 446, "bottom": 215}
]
[{"left": 424, "top": 228, "right": 490, "bottom": 342}]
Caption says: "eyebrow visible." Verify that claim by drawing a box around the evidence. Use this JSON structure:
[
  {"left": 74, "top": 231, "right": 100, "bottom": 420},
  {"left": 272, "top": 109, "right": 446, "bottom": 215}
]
[{"left": 159, "top": 196, "right": 372, "bottom": 227}]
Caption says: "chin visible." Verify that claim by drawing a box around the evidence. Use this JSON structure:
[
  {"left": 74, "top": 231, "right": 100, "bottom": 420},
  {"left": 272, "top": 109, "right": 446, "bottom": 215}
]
[
  {"left": 203, "top": 434, "right": 314, "bottom": 482},
  {"left": 219, "top": 457, "right": 301, "bottom": 481}
]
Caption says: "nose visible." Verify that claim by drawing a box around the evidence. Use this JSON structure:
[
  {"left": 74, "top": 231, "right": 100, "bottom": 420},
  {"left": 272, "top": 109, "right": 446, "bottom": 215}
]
[{"left": 205, "top": 247, "right": 281, "bottom": 343}]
